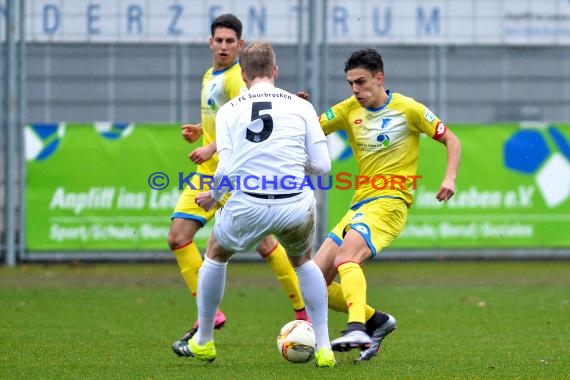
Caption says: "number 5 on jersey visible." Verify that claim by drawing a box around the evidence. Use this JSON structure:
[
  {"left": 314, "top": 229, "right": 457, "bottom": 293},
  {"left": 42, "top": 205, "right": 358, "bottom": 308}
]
[{"left": 246, "top": 101, "right": 273, "bottom": 143}]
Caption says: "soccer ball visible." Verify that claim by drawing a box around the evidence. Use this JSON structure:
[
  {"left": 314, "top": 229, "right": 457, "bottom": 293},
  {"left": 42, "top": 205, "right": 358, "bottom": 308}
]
[{"left": 276, "top": 320, "right": 316, "bottom": 363}]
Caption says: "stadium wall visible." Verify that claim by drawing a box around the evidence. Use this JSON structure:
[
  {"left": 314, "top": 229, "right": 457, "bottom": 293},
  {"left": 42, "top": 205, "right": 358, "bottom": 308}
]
[{"left": 2, "top": 44, "right": 570, "bottom": 260}]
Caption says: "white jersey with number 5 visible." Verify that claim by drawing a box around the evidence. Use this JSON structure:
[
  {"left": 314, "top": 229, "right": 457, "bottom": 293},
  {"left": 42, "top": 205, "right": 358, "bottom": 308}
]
[{"left": 215, "top": 82, "right": 326, "bottom": 194}]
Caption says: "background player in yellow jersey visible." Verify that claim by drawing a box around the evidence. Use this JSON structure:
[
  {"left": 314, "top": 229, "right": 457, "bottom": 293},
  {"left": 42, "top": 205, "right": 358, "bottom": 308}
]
[
  {"left": 168, "top": 14, "right": 308, "bottom": 356},
  {"left": 314, "top": 48, "right": 462, "bottom": 361}
]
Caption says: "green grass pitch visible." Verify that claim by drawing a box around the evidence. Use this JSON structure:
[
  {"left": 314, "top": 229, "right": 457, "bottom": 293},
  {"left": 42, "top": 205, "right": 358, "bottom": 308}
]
[{"left": 1, "top": 260, "right": 569, "bottom": 379}]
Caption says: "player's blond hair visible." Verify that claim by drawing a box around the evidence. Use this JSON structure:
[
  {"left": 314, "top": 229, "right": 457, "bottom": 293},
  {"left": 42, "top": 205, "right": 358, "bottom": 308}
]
[{"left": 240, "top": 41, "right": 276, "bottom": 80}]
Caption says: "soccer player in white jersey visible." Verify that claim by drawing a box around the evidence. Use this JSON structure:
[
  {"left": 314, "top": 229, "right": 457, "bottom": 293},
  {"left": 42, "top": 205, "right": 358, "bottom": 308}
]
[
  {"left": 168, "top": 14, "right": 310, "bottom": 356},
  {"left": 175, "top": 41, "right": 336, "bottom": 367}
]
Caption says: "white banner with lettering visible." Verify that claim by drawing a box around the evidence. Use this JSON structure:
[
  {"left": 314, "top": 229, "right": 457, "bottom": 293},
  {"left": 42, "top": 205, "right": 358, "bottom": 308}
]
[{"left": 1, "top": 0, "right": 569, "bottom": 45}]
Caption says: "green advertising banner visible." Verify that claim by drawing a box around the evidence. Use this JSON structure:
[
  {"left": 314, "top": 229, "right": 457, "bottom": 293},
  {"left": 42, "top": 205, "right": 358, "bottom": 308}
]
[
  {"left": 25, "top": 123, "right": 212, "bottom": 251},
  {"left": 26, "top": 123, "right": 570, "bottom": 252},
  {"left": 326, "top": 123, "right": 570, "bottom": 248}
]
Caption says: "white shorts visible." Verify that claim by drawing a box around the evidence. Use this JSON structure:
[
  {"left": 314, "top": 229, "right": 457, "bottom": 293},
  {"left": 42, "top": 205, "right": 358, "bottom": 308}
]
[{"left": 213, "top": 190, "right": 316, "bottom": 255}]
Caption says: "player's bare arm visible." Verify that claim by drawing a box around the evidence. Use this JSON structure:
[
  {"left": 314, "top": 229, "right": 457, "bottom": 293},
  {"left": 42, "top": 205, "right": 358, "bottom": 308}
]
[
  {"left": 194, "top": 147, "right": 229, "bottom": 211},
  {"left": 181, "top": 123, "right": 203, "bottom": 143},
  {"left": 435, "top": 129, "right": 462, "bottom": 201},
  {"left": 188, "top": 141, "right": 217, "bottom": 164}
]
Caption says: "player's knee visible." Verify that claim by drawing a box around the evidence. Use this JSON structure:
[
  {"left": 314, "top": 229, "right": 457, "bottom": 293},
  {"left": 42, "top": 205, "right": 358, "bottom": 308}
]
[
  {"left": 167, "top": 221, "right": 199, "bottom": 251},
  {"left": 256, "top": 236, "right": 279, "bottom": 257},
  {"left": 334, "top": 248, "right": 370, "bottom": 267},
  {"left": 166, "top": 230, "right": 185, "bottom": 251}
]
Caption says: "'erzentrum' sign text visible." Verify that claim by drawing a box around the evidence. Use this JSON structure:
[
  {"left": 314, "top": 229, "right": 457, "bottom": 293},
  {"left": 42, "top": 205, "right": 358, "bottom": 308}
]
[{"left": 1, "top": 0, "right": 569, "bottom": 45}]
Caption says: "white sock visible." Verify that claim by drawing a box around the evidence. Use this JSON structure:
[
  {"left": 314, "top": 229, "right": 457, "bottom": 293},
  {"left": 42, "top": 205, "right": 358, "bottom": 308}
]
[
  {"left": 196, "top": 256, "right": 227, "bottom": 345},
  {"left": 294, "top": 260, "right": 331, "bottom": 350}
]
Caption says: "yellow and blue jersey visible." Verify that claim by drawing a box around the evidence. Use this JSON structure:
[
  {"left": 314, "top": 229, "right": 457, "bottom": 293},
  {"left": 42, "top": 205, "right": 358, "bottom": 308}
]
[
  {"left": 320, "top": 90, "right": 447, "bottom": 208},
  {"left": 198, "top": 61, "right": 245, "bottom": 175}
]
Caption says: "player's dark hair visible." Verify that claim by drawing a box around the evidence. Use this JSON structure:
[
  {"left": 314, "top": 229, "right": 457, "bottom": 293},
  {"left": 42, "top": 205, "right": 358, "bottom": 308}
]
[
  {"left": 240, "top": 41, "right": 276, "bottom": 80},
  {"left": 344, "top": 48, "right": 384, "bottom": 74},
  {"left": 211, "top": 14, "right": 243, "bottom": 39}
]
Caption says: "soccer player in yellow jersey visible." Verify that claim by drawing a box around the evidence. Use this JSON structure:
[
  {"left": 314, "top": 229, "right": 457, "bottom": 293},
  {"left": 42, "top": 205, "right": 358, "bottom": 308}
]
[
  {"left": 168, "top": 14, "right": 308, "bottom": 356},
  {"left": 314, "top": 48, "right": 462, "bottom": 361}
]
